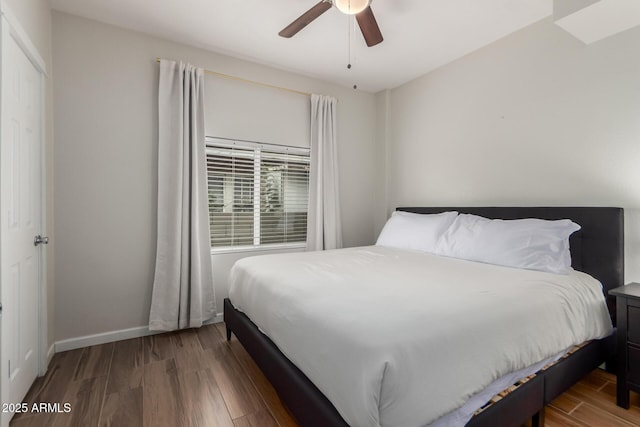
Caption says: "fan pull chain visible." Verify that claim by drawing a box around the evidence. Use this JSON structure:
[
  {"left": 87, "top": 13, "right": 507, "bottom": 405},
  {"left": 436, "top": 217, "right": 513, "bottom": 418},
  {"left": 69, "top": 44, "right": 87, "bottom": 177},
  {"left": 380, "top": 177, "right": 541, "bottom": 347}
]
[
  {"left": 347, "top": 8, "right": 352, "bottom": 70},
  {"left": 347, "top": 12, "right": 357, "bottom": 90}
]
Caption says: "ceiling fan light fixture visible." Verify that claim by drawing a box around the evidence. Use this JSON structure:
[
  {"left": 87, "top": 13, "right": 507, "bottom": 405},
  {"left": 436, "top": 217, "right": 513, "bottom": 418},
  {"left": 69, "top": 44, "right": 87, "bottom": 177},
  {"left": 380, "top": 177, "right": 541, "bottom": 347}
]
[{"left": 334, "top": 0, "right": 371, "bottom": 15}]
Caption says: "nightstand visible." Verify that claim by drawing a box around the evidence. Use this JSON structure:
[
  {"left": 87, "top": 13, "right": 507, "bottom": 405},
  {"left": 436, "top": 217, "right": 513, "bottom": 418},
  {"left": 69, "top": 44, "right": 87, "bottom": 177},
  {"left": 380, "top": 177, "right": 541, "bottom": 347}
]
[{"left": 609, "top": 283, "right": 640, "bottom": 408}]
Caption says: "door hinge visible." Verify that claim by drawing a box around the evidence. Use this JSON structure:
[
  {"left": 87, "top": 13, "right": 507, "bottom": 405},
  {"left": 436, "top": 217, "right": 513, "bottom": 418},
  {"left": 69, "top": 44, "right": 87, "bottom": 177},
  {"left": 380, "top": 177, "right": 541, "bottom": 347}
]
[{"left": 34, "top": 235, "right": 49, "bottom": 246}]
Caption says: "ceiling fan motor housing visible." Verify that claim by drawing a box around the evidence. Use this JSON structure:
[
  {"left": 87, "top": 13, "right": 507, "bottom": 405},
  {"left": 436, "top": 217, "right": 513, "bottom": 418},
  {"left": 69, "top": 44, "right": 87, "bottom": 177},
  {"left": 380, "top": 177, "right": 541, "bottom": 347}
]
[{"left": 334, "top": 0, "right": 371, "bottom": 15}]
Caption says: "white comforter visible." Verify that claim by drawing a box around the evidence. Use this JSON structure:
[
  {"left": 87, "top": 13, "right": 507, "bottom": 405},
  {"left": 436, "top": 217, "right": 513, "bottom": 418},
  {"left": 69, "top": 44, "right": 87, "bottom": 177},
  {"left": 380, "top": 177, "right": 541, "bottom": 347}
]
[{"left": 228, "top": 246, "right": 612, "bottom": 427}]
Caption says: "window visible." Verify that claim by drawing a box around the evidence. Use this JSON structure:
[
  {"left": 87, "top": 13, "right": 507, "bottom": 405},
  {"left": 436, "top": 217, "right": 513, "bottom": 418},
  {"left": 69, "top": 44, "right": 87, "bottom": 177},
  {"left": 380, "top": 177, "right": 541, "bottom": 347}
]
[{"left": 206, "top": 137, "right": 310, "bottom": 250}]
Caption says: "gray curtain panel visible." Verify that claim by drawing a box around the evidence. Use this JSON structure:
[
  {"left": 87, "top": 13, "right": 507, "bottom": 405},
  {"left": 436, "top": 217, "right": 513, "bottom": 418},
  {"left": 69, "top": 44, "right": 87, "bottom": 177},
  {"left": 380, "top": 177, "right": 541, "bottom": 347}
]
[
  {"left": 149, "top": 60, "right": 215, "bottom": 331},
  {"left": 307, "top": 94, "right": 343, "bottom": 251}
]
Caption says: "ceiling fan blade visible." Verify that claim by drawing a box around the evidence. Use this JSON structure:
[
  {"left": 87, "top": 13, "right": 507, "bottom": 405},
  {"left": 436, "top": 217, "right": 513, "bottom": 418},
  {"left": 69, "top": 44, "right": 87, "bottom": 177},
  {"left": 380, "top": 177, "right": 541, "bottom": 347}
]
[
  {"left": 279, "top": 1, "right": 332, "bottom": 38},
  {"left": 355, "top": 6, "right": 383, "bottom": 47}
]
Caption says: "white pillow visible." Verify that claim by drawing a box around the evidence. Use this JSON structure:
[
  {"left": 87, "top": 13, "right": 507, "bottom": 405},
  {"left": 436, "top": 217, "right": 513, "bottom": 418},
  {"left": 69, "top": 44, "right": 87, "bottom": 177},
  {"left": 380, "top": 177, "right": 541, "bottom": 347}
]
[
  {"left": 376, "top": 211, "right": 458, "bottom": 253},
  {"left": 435, "top": 214, "right": 581, "bottom": 274}
]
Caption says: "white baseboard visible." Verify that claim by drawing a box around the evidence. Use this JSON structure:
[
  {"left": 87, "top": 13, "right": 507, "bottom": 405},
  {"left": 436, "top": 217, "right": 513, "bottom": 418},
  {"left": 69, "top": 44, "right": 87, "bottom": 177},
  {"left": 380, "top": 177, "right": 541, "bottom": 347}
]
[
  {"left": 47, "top": 343, "right": 55, "bottom": 364},
  {"left": 39, "top": 343, "right": 55, "bottom": 376},
  {"left": 54, "top": 313, "right": 223, "bottom": 353}
]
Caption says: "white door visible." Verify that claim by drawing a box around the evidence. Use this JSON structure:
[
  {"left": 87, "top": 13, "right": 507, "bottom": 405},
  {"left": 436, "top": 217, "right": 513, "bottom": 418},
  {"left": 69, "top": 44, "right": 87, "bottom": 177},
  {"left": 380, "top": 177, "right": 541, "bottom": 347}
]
[{"left": 0, "top": 19, "right": 43, "bottom": 427}]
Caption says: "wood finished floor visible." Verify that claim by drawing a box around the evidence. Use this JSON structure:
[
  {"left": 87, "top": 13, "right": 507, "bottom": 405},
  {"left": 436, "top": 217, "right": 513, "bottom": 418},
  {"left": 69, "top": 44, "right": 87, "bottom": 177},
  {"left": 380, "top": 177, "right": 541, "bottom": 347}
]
[{"left": 9, "top": 323, "right": 640, "bottom": 427}]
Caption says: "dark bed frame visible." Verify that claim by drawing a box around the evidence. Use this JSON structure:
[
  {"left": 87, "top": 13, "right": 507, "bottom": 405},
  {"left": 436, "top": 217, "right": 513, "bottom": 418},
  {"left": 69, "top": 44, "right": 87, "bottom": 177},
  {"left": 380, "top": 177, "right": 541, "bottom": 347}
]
[{"left": 224, "top": 207, "right": 624, "bottom": 427}]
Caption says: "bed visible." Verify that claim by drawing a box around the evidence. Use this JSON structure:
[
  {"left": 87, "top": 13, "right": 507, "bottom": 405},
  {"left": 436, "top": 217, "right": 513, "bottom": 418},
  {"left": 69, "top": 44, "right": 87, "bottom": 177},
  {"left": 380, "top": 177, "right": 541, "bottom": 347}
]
[{"left": 224, "top": 207, "right": 623, "bottom": 427}]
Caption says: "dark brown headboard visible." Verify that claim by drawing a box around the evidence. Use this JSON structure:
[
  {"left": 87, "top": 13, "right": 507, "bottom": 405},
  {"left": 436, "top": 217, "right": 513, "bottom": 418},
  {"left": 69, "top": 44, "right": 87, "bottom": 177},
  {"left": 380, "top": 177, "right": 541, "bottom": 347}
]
[{"left": 398, "top": 207, "right": 624, "bottom": 321}]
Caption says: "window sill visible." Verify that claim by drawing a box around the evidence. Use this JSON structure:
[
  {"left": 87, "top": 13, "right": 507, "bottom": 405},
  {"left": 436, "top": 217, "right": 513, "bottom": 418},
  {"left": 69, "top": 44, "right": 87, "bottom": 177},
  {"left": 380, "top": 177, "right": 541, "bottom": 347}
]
[{"left": 210, "top": 242, "right": 306, "bottom": 255}]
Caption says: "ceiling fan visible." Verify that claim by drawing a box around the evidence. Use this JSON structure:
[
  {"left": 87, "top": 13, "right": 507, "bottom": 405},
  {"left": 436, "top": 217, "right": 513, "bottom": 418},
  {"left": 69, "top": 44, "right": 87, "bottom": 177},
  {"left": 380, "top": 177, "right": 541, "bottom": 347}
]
[{"left": 279, "top": 0, "right": 384, "bottom": 47}]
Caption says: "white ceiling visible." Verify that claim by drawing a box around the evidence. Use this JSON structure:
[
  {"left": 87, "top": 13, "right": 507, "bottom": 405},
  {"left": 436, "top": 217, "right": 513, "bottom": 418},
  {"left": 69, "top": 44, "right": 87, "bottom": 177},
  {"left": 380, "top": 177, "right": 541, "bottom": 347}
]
[{"left": 50, "top": 0, "right": 553, "bottom": 92}]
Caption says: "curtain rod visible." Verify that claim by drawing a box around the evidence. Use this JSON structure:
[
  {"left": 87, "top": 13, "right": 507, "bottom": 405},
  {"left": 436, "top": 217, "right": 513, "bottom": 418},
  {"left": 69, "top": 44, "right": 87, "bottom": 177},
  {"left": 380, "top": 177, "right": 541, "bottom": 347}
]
[{"left": 156, "top": 58, "right": 312, "bottom": 98}]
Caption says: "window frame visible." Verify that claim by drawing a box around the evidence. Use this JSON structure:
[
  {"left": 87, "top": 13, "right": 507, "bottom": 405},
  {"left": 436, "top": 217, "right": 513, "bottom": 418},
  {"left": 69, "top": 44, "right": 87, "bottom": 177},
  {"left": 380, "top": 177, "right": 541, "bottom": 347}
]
[{"left": 206, "top": 136, "right": 310, "bottom": 255}]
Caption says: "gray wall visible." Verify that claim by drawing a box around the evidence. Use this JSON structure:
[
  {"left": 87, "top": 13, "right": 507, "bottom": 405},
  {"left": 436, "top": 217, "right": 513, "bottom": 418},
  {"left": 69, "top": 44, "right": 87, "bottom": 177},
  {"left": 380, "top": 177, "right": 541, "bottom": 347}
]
[
  {"left": 205, "top": 76, "right": 310, "bottom": 149},
  {"left": 52, "top": 12, "right": 377, "bottom": 342},
  {"left": 382, "top": 17, "right": 640, "bottom": 281},
  {"left": 4, "top": 0, "right": 55, "bottom": 351}
]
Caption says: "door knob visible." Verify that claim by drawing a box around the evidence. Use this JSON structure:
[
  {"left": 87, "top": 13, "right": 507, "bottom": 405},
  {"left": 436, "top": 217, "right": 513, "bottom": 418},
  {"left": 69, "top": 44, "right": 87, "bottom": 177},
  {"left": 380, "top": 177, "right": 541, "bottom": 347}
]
[{"left": 34, "top": 235, "right": 49, "bottom": 246}]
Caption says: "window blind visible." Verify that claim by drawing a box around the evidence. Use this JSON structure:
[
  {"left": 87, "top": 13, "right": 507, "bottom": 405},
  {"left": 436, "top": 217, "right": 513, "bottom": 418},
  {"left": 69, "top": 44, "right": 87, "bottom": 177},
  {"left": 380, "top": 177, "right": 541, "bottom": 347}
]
[{"left": 206, "top": 138, "right": 310, "bottom": 249}]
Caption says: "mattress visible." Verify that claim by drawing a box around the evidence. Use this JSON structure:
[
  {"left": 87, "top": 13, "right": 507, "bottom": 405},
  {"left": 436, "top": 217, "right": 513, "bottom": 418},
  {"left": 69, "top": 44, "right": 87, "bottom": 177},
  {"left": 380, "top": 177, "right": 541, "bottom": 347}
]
[{"left": 228, "top": 246, "right": 613, "bottom": 427}]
